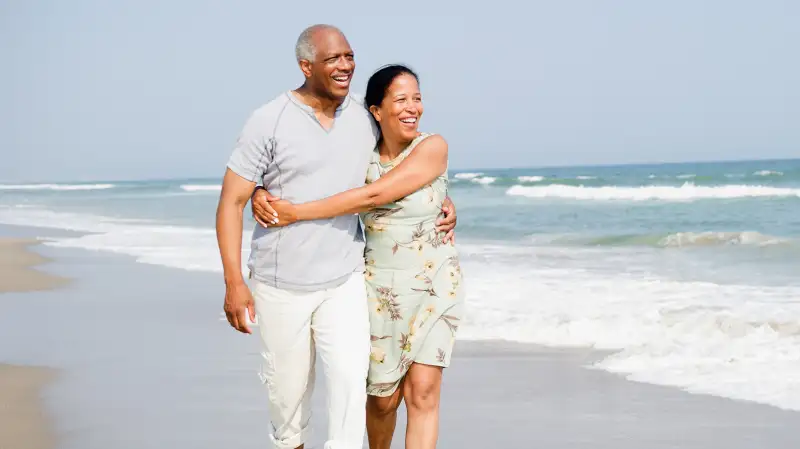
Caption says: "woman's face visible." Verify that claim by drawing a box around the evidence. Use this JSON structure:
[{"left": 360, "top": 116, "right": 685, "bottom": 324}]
[{"left": 371, "top": 73, "right": 423, "bottom": 142}]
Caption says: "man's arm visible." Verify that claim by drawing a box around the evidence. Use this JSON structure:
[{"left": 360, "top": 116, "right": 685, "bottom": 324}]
[
  {"left": 215, "top": 169, "right": 258, "bottom": 334},
  {"left": 216, "top": 108, "right": 270, "bottom": 334},
  {"left": 216, "top": 169, "right": 254, "bottom": 288}
]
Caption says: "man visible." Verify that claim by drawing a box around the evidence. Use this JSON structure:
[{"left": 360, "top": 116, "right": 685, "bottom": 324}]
[{"left": 215, "top": 24, "right": 457, "bottom": 449}]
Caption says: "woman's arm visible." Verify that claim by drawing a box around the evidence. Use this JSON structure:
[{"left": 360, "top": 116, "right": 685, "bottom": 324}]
[{"left": 275, "top": 134, "right": 448, "bottom": 224}]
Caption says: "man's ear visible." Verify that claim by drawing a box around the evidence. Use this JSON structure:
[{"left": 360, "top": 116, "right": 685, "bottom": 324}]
[{"left": 299, "top": 60, "right": 313, "bottom": 79}]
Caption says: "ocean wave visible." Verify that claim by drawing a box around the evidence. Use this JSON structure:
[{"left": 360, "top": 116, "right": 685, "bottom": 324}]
[
  {"left": 582, "top": 231, "right": 791, "bottom": 248},
  {"left": 658, "top": 231, "right": 789, "bottom": 247},
  {"left": 0, "top": 183, "right": 115, "bottom": 191},
  {"left": 180, "top": 184, "right": 222, "bottom": 192},
  {"left": 753, "top": 170, "right": 783, "bottom": 176},
  {"left": 506, "top": 183, "right": 800, "bottom": 201},
  {"left": 0, "top": 206, "right": 242, "bottom": 273},
  {"left": 470, "top": 176, "right": 496, "bottom": 185},
  {"left": 453, "top": 172, "right": 483, "bottom": 180},
  {"left": 4, "top": 204, "right": 800, "bottom": 410},
  {"left": 456, "top": 243, "right": 800, "bottom": 411},
  {"left": 454, "top": 175, "right": 603, "bottom": 187}
]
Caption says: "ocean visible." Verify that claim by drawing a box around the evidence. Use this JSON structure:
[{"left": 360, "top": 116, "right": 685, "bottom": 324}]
[{"left": 2, "top": 158, "right": 799, "bottom": 411}]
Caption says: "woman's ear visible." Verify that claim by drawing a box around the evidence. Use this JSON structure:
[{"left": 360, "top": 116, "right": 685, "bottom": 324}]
[{"left": 369, "top": 105, "right": 382, "bottom": 123}]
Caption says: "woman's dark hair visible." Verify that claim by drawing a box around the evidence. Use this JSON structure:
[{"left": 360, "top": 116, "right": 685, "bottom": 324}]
[{"left": 364, "top": 64, "right": 419, "bottom": 116}]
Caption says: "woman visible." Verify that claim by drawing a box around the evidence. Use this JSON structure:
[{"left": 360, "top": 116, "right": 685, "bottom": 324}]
[{"left": 255, "top": 64, "right": 464, "bottom": 449}]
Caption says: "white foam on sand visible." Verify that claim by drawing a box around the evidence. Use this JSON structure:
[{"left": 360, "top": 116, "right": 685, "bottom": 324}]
[
  {"left": 3, "top": 206, "right": 800, "bottom": 411},
  {"left": 0, "top": 206, "right": 247, "bottom": 274},
  {"left": 455, "top": 242, "right": 800, "bottom": 412},
  {"left": 506, "top": 183, "right": 800, "bottom": 201}
]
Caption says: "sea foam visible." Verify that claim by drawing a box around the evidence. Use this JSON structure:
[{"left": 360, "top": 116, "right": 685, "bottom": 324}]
[
  {"left": 0, "top": 207, "right": 246, "bottom": 274},
  {"left": 506, "top": 183, "right": 800, "bottom": 201},
  {"left": 456, "top": 242, "right": 800, "bottom": 411},
  {"left": 180, "top": 184, "right": 222, "bottom": 192},
  {"left": 0, "top": 183, "right": 115, "bottom": 191},
  {"left": 453, "top": 172, "right": 483, "bottom": 180},
  {"left": 3, "top": 205, "right": 800, "bottom": 412}
]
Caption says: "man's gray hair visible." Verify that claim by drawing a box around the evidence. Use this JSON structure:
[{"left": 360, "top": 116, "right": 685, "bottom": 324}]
[{"left": 295, "top": 24, "right": 343, "bottom": 62}]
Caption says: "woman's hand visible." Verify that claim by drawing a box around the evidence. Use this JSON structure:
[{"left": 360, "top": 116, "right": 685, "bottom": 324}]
[
  {"left": 436, "top": 196, "right": 457, "bottom": 244},
  {"left": 251, "top": 187, "right": 279, "bottom": 227},
  {"left": 269, "top": 200, "right": 299, "bottom": 227}
]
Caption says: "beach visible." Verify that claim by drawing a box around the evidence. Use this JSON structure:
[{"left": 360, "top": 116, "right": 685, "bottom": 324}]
[
  {"left": 0, "top": 364, "right": 57, "bottom": 449},
  {"left": 0, "top": 238, "right": 65, "bottom": 449},
  {"left": 1, "top": 223, "right": 799, "bottom": 448},
  {"left": 0, "top": 238, "right": 69, "bottom": 293}
]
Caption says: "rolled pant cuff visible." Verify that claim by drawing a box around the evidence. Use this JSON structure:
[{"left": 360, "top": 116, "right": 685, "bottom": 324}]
[
  {"left": 323, "top": 439, "right": 365, "bottom": 449},
  {"left": 269, "top": 426, "right": 311, "bottom": 449}
]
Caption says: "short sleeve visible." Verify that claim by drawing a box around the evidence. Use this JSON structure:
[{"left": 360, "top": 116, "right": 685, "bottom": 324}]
[{"left": 226, "top": 110, "right": 271, "bottom": 182}]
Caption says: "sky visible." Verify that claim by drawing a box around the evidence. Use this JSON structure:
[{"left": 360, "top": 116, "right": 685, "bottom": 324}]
[{"left": 1, "top": 0, "right": 799, "bottom": 183}]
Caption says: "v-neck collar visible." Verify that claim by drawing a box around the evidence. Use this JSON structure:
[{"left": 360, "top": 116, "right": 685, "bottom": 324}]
[{"left": 286, "top": 91, "right": 351, "bottom": 134}]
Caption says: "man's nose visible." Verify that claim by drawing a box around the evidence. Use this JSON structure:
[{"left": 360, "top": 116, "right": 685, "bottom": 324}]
[{"left": 337, "top": 57, "right": 354, "bottom": 71}]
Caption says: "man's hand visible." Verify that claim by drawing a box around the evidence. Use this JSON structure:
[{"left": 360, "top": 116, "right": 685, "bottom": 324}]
[
  {"left": 436, "top": 196, "right": 457, "bottom": 244},
  {"left": 251, "top": 187, "right": 280, "bottom": 227},
  {"left": 223, "top": 281, "right": 256, "bottom": 334}
]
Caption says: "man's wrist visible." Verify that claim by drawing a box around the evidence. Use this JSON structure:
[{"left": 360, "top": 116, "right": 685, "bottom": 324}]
[{"left": 224, "top": 275, "right": 246, "bottom": 288}]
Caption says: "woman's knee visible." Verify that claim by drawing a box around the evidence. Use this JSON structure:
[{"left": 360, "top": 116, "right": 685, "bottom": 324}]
[
  {"left": 404, "top": 366, "right": 442, "bottom": 411},
  {"left": 367, "top": 393, "right": 402, "bottom": 417}
]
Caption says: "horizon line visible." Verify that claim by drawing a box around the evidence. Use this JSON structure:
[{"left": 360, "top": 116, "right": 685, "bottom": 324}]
[{"left": 2, "top": 155, "right": 798, "bottom": 185}]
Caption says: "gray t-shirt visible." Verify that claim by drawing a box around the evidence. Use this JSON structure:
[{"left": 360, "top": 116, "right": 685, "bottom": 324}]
[{"left": 227, "top": 91, "right": 379, "bottom": 291}]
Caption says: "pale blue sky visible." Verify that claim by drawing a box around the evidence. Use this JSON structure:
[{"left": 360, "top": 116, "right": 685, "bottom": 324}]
[{"left": 2, "top": 0, "right": 799, "bottom": 182}]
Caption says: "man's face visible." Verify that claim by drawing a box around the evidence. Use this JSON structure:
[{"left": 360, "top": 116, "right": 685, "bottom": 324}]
[{"left": 303, "top": 29, "right": 355, "bottom": 100}]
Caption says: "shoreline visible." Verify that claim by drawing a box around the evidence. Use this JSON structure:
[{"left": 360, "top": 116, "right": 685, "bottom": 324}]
[
  {"left": 0, "top": 238, "right": 70, "bottom": 293},
  {"left": 1, "top": 225, "right": 799, "bottom": 447},
  {"left": 1, "top": 238, "right": 66, "bottom": 449}
]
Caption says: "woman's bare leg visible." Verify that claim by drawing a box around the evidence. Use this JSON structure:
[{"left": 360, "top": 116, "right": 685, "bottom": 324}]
[
  {"left": 366, "top": 379, "right": 405, "bottom": 449},
  {"left": 402, "top": 363, "right": 443, "bottom": 449}
]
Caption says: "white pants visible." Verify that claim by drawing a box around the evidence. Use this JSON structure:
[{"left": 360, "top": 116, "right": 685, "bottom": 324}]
[{"left": 252, "top": 272, "right": 371, "bottom": 449}]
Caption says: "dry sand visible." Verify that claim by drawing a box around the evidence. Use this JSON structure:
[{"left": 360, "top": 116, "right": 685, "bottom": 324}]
[{"left": 1, "top": 238, "right": 64, "bottom": 449}]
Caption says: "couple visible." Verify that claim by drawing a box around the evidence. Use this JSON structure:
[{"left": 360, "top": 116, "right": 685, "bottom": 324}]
[{"left": 215, "top": 24, "right": 464, "bottom": 449}]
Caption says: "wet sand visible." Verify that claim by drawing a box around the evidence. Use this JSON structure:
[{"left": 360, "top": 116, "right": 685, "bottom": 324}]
[
  {"left": 1, "top": 238, "right": 64, "bottom": 449},
  {"left": 0, "top": 238, "right": 69, "bottom": 293},
  {"left": 0, "top": 229, "right": 798, "bottom": 448},
  {"left": 0, "top": 364, "right": 57, "bottom": 449}
]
